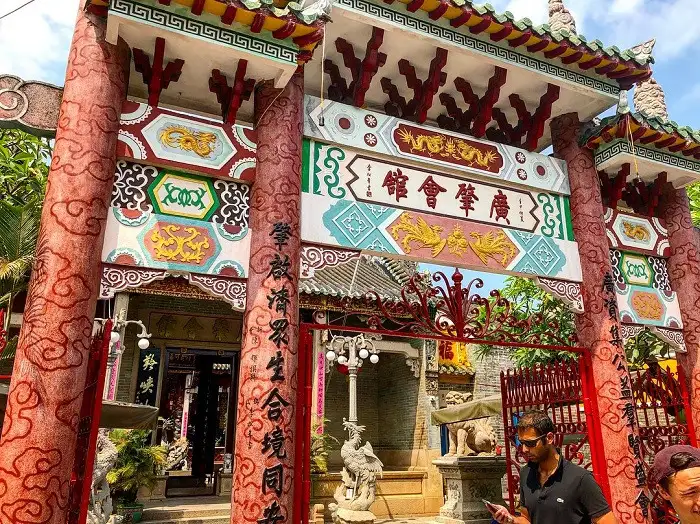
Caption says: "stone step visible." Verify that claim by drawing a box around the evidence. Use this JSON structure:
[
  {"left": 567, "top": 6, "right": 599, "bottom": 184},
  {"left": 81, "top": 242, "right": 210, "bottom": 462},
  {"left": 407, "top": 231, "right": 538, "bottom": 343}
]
[
  {"left": 141, "top": 499, "right": 230, "bottom": 522},
  {"left": 142, "top": 515, "right": 231, "bottom": 524}
]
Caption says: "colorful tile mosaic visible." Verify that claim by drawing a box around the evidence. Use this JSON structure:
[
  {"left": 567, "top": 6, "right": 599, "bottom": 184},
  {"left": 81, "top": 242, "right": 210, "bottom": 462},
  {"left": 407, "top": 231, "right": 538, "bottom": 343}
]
[
  {"left": 111, "top": 160, "right": 250, "bottom": 238},
  {"left": 103, "top": 211, "right": 250, "bottom": 276},
  {"left": 117, "top": 101, "right": 256, "bottom": 180},
  {"left": 615, "top": 283, "right": 683, "bottom": 329},
  {"left": 303, "top": 96, "right": 571, "bottom": 194},
  {"left": 604, "top": 208, "right": 669, "bottom": 257},
  {"left": 302, "top": 139, "right": 574, "bottom": 240},
  {"left": 301, "top": 193, "right": 582, "bottom": 281}
]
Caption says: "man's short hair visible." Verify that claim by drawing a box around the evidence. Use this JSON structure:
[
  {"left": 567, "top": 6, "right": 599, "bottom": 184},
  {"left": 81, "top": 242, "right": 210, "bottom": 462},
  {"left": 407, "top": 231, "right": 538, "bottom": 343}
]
[
  {"left": 659, "top": 452, "right": 700, "bottom": 491},
  {"left": 517, "top": 410, "right": 555, "bottom": 437}
]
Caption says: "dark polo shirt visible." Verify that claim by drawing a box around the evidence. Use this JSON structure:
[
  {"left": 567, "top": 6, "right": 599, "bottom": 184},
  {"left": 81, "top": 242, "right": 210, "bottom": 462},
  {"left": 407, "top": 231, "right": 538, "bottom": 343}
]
[{"left": 519, "top": 453, "right": 610, "bottom": 524}]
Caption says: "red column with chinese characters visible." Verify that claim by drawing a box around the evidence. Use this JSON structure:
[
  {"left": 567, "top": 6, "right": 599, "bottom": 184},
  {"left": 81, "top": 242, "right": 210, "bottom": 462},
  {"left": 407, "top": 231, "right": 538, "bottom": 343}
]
[
  {"left": 551, "top": 113, "right": 649, "bottom": 523},
  {"left": 0, "top": 4, "right": 129, "bottom": 524},
  {"left": 231, "top": 70, "right": 304, "bottom": 524},
  {"left": 660, "top": 187, "right": 700, "bottom": 442}
]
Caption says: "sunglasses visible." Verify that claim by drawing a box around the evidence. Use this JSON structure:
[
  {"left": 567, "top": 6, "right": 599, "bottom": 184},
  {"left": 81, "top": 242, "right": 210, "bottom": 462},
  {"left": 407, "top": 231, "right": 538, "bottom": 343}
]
[{"left": 519, "top": 434, "right": 548, "bottom": 448}]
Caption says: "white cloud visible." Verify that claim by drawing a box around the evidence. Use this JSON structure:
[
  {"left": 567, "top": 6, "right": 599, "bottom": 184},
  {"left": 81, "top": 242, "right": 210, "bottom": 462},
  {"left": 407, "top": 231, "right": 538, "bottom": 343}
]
[
  {"left": 487, "top": 0, "right": 700, "bottom": 61},
  {"left": 0, "top": 0, "right": 80, "bottom": 84}
]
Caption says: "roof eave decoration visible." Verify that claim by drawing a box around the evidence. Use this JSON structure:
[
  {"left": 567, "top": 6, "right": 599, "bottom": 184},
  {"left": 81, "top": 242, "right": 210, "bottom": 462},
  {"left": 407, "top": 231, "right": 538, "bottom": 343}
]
[
  {"left": 581, "top": 112, "right": 700, "bottom": 160},
  {"left": 379, "top": 0, "right": 653, "bottom": 88},
  {"left": 98, "top": 0, "right": 329, "bottom": 54}
]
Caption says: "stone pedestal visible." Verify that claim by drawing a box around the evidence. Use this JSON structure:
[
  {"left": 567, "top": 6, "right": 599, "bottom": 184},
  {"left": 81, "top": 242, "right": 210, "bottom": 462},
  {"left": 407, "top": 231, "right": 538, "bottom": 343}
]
[
  {"left": 217, "top": 472, "right": 233, "bottom": 496},
  {"left": 432, "top": 456, "right": 506, "bottom": 524}
]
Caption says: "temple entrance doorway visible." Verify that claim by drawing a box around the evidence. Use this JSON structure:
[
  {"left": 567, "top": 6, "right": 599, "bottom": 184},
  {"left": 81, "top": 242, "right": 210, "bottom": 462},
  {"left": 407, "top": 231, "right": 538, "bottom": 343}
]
[{"left": 158, "top": 348, "right": 239, "bottom": 497}]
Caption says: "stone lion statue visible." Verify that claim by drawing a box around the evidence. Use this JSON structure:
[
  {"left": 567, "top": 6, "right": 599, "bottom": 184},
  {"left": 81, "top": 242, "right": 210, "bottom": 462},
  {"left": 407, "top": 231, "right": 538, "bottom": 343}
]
[
  {"left": 445, "top": 417, "right": 498, "bottom": 457},
  {"left": 444, "top": 391, "right": 472, "bottom": 406}
]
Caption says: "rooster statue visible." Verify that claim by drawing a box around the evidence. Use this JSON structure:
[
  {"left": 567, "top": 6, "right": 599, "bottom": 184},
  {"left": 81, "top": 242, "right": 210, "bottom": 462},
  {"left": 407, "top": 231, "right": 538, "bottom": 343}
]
[{"left": 328, "top": 419, "right": 384, "bottom": 524}]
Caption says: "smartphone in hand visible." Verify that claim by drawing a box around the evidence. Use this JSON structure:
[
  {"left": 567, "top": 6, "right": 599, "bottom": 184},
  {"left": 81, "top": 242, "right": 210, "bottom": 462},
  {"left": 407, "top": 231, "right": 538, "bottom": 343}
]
[{"left": 483, "top": 499, "right": 498, "bottom": 514}]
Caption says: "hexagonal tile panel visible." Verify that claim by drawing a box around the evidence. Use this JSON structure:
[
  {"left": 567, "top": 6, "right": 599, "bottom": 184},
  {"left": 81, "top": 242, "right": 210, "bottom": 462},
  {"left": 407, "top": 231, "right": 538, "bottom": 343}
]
[{"left": 148, "top": 171, "right": 219, "bottom": 221}]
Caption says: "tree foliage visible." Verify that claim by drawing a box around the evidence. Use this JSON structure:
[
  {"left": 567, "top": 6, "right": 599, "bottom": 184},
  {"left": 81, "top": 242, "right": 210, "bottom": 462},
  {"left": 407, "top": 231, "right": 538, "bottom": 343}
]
[
  {"left": 0, "top": 129, "right": 50, "bottom": 330},
  {"left": 473, "top": 276, "right": 671, "bottom": 369},
  {"left": 687, "top": 182, "right": 700, "bottom": 227}
]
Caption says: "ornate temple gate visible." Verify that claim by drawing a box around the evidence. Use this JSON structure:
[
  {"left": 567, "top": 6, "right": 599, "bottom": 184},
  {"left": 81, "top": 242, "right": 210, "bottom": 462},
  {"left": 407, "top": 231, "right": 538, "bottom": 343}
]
[{"left": 295, "top": 270, "right": 589, "bottom": 524}]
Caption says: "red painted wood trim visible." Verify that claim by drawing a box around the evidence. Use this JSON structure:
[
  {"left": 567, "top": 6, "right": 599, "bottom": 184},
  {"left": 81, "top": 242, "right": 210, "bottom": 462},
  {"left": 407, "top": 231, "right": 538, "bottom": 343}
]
[
  {"left": 471, "top": 66, "right": 507, "bottom": 138},
  {"left": 594, "top": 62, "right": 619, "bottom": 75},
  {"left": 449, "top": 9, "right": 471, "bottom": 28},
  {"left": 654, "top": 136, "right": 677, "bottom": 149},
  {"left": 639, "top": 130, "right": 662, "bottom": 145},
  {"left": 221, "top": 4, "right": 238, "bottom": 24},
  {"left": 578, "top": 55, "right": 603, "bottom": 70},
  {"left": 508, "top": 31, "right": 531, "bottom": 47},
  {"left": 524, "top": 83, "right": 560, "bottom": 151},
  {"left": 428, "top": 0, "right": 449, "bottom": 20},
  {"left": 406, "top": 0, "right": 425, "bottom": 12},
  {"left": 527, "top": 39, "right": 550, "bottom": 54},
  {"left": 489, "top": 23, "right": 513, "bottom": 42},
  {"left": 294, "top": 29, "right": 324, "bottom": 47},
  {"left": 468, "top": 17, "right": 491, "bottom": 34},
  {"left": 543, "top": 44, "right": 567, "bottom": 59},
  {"left": 190, "top": 0, "right": 205, "bottom": 15},
  {"left": 560, "top": 50, "right": 583, "bottom": 65},
  {"left": 250, "top": 12, "right": 266, "bottom": 33},
  {"left": 272, "top": 19, "right": 297, "bottom": 39}
]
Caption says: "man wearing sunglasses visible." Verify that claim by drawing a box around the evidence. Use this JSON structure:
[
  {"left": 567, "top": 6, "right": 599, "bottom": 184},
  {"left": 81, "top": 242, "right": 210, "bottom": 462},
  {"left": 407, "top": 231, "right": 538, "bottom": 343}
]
[{"left": 490, "top": 410, "right": 617, "bottom": 524}]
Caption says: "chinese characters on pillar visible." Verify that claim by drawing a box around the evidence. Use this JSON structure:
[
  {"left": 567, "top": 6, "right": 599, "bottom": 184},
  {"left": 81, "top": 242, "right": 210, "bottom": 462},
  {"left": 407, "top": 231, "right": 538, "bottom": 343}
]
[
  {"left": 256, "top": 221, "right": 294, "bottom": 524},
  {"left": 603, "top": 272, "right": 650, "bottom": 517}
]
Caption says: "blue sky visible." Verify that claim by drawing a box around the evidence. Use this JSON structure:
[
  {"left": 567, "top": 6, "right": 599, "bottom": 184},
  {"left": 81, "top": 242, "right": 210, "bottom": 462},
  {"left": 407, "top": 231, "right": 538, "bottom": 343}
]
[{"left": 2, "top": 0, "right": 698, "bottom": 291}]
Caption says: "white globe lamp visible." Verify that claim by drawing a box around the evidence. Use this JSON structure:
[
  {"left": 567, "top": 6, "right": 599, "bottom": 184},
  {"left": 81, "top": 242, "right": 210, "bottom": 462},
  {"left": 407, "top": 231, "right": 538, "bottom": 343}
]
[
  {"left": 138, "top": 338, "right": 150, "bottom": 350},
  {"left": 369, "top": 354, "right": 379, "bottom": 364},
  {"left": 358, "top": 348, "right": 369, "bottom": 360},
  {"left": 326, "top": 350, "right": 336, "bottom": 362}
]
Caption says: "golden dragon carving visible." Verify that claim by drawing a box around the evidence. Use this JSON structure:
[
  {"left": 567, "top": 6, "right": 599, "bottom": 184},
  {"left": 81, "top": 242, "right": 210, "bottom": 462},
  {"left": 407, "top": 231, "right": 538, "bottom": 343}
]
[
  {"left": 159, "top": 125, "right": 218, "bottom": 158},
  {"left": 621, "top": 221, "right": 651, "bottom": 242},
  {"left": 396, "top": 128, "right": 498, "bottom": 169},
  {"left": 151, "top": 225, "right": 210, "bottom": 264}
]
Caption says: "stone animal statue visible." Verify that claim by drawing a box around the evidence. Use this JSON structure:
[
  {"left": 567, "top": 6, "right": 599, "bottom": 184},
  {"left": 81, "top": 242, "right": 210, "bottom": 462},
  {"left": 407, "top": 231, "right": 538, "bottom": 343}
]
[
  {"left": 88, "top": 430, "right": 122, "bottom": 524},
  {"left": 329, "top": 419, "right": 384, "bottom": 524},
  {"left": 548, "top": 0, "right": 577, "bottom": 35},
  {"left": 444, "top": 391, "right": 472, "bottom": 406},
  {"left": 165, "top": 437, "right": 189, "bottom": 471},
  {"left": 445, "top": 417, "right": 498, "bottom": 457}
]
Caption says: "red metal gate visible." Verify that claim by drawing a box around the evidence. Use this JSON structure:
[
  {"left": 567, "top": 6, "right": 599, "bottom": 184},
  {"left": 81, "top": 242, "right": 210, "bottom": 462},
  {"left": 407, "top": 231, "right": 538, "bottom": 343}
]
[
  {"left": 630, "top": 363, "right": 697, "bottom": 524},
  {"left": 66, "top": 320, "right": 112, "bottom": 524},
  {"left": 500, "top": 355, "right": 606, "bottom": 512}
]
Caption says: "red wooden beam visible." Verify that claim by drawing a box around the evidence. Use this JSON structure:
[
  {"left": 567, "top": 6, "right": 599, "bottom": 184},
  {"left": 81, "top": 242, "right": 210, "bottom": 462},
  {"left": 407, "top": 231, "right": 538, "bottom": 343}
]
[
  {"left": 221, "top": 4, "right": 238, "bottom": 25},
  {"left": 601, "top": 163, "right": 629, "bottom": 209},
  {"left": 191, "top": 0, "right": 205, "bottom": 16},
  {"left": 527, "top": 39, "right": 550, "bottom": 54},
  {"left": 543, "top": 44, "right": 567, "bottom": 59},
  {"left": 578, "top": 55, "right": 603, "bottom": 70},
  {"left": 669, "top": 141, "right": 688, "bottom": 153},
  {"left": 132, "top": 37, "right": 184, "bottom": 107},
  {"left": 607, "top": 67, "right": 635, "bottom": 79},
  {"left": 294, "top": 29, "right": 324, "bottom": 47},
  {"left": 428, "top": 0, "right": 449, "bottom": 20},
  {"left": 325, "top": 28, "right": 386, "bottom": 107},
  {"left": 622, "top": 171, "right": 667, "bottom": 216},
  {"left": 406, "top": 0, "right": 424, "bottom": 12},
  {"left": 682, "top": 145, "right": 700, "bottom": 157},
  {"left": 560, "top": 50, "right": 583, "bottom": 65},
  {"left": 415, "top": 47, "right": 448, "bottom": 123},
  {"left": 209, "top": 62, "right": 255, "bottom": 124},
  {"left": 508, "top": 31, "right": 531, "bottom": 48},
  {"left": 490, "top": 23, "right": 513, "bottom": 42},
  {"left": 595, "top": 62, "right": 618, "bottom": 75},
  {"left": 471, "top": 66, "right": 507, "bottom": 138},
  {"left": 468, "top": 17, "right": 491, "bottom": 34},
  {"left": 492, "top": 108, "right": 515, "bottom": 145},
  {"left": 654, "top": 136, "right": 677, "bottom": 149},
  {"left": 639, "top": 130, "right": 662, "bottom": 145},
  {"left": 251, "top": 12, "right": 266, "bottom": 33},
  {"left": 383, "top": 47, "right": 448, "bottom": 123},
  {"left": 523, "top": 83, "right": 560, "bottom": 151},
  {"left": 273, "top": 19, "right": 297, "bottom": 39},
  {"left": 449, "top": 9, "right": 472, "bottom": 28}
]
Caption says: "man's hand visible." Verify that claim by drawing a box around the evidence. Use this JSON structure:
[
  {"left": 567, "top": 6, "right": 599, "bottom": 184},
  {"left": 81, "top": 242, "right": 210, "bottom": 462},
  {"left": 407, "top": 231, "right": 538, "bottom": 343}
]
[{"left": 490, "top": 504, "right": 515, "bottom": 524}]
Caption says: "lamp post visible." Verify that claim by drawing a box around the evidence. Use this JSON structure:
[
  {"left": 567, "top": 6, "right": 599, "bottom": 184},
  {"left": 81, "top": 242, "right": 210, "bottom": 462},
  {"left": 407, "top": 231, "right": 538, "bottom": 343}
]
[
  {"left": 94, "top": 308, "right": 152, "bottom": 399},
  {"left": 325, "top": 334, "right": 379, "bottom": 423}
]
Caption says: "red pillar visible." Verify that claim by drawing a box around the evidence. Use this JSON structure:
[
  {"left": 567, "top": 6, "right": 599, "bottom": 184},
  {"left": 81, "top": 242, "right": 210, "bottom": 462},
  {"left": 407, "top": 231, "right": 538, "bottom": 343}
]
[
  {"left": 551, "top": 113, "right": 646, "bottom": 522},
  {"left": 231, "top": 70, "right": 304, "bottom": 524},
  {"left": 660, "top": 187, "right": 700, "bottom": 442},
  {"left": 0, "top": 3, "right": 129, "bottom": 523}
]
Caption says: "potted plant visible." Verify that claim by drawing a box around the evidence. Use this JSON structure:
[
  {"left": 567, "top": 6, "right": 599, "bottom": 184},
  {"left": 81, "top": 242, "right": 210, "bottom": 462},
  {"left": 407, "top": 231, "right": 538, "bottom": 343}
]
[
  {"left": 107, "top": 429, "right": 166, "bottom": 523},
  {"left": 310, "top": 420, "right": 339, "bottom": 475}
]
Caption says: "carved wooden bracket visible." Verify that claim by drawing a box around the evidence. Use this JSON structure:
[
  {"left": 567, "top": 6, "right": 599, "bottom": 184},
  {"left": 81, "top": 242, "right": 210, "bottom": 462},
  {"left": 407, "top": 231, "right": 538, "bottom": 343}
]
[
  {"left": 209, "top": 62, "right": 255, "bottom": 124},
  {"left": 0, "top": 75, "right": 62, "bottom": 137},
  {"left": 132, "top": 37, "right": 185, "bottom": 107},
  {"left": 487, "top": 83, "right": 560, "bottom": 151},
  {"left": 599, "top": 163, "right": 629, "bottom": 210},
  {"left": 325, "top": 27, "right": 387, "bottom": 107},
  {"left": 623, "top": 171, "right": 667, "bottom": 217},
  {"left": 437, "top": 66, "right": 507, "bottom": 138},
  {"left": 381, "top": 47, "right": 448, "bottom": 124}
]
